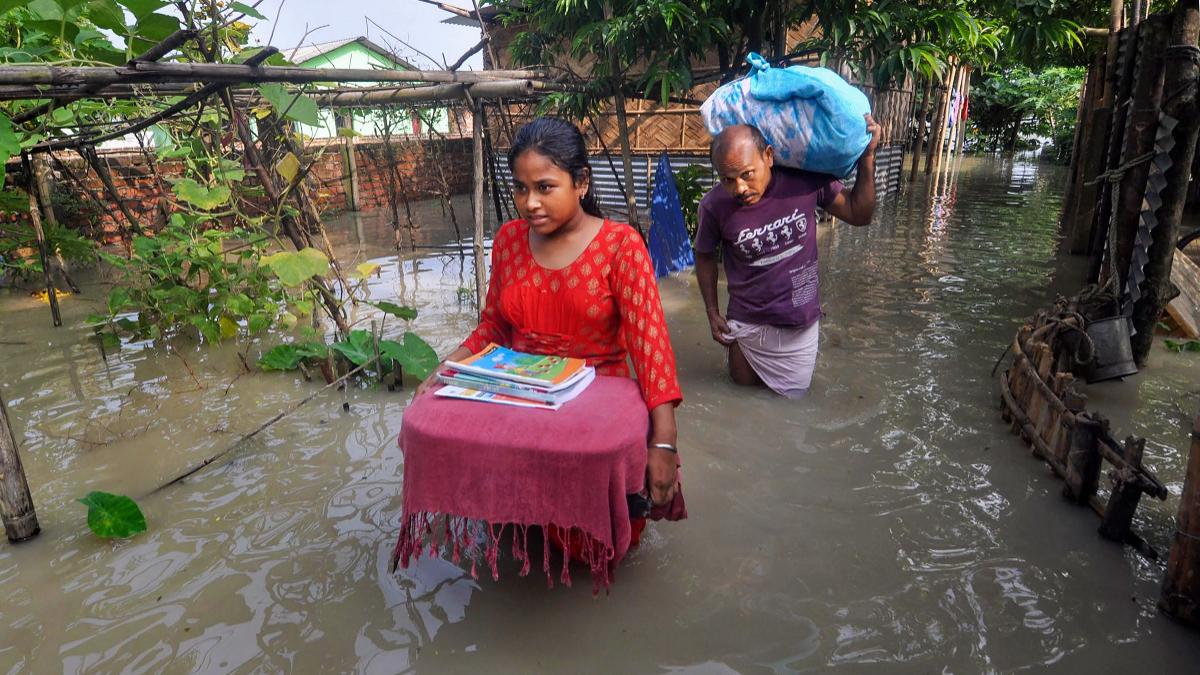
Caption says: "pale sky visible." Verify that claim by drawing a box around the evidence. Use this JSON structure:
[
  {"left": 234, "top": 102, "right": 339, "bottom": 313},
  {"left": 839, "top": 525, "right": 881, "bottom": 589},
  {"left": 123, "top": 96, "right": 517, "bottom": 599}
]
[{"left": 247, "top": 0, "right": 485, "bottom": 70}]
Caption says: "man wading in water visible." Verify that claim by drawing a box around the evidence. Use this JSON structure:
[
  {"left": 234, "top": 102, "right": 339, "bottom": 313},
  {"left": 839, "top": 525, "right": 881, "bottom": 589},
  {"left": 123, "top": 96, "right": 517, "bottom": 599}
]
[{"left": 694, "top": 117, "right": 880, "bottom": 397}]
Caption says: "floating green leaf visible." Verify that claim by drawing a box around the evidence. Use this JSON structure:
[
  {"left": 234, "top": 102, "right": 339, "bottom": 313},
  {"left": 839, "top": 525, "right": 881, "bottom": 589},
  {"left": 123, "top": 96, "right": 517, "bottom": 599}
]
[
  {"left": 1165, "top": 339, "right": 1200, "bottom": 353},
  {"left": 78, "top": 491, "right": 147, "bottom": 538},
  {"left": 379, "top": 333, "right": 439, "bottom": 379},
  {"left": 172, "top": 178, "right": 231, "bottom": 210},
  {"left": 369, "top": 301, "right": 418, "bottom": 320},
  {"left": 260, "top": 248, "right": 329, "bottom": 286}
]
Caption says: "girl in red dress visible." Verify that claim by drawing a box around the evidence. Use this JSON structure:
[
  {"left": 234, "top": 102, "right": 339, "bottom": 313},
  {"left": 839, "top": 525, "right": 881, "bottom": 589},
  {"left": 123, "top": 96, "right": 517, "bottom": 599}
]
[{"left": 417, "top": 118, "right": 683, "bottom": 547}]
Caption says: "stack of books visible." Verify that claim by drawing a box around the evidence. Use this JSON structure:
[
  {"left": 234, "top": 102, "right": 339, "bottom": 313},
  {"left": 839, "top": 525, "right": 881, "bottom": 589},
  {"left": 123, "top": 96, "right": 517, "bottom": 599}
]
[{"left": 434, "top": 343, "right": 595, "bottom": 410}]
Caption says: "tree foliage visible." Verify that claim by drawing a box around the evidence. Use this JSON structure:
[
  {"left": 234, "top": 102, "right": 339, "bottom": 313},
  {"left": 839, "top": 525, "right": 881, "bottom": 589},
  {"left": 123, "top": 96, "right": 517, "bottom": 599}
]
[{"left": 967, "top": 64, "right": 1086, "bottom": 160}]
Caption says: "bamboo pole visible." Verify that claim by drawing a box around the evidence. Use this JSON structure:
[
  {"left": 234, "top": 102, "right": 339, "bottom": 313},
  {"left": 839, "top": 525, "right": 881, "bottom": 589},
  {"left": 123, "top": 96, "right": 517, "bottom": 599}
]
[
  {"left": 471, "top": 98, "right": 487, "bottom": 318},
  {"left": 27, "top": 158, "right": 62, "bottom": 327},
  {"left": 0, "top": 390, "right": 39, "bottom": 543},
  {"left": 910, "top": 78, "right": 933, "bottom": 180},
  {"left": 0, "top": 63, "right": 547, "bottom": 87},
  {"left": 1129, "top": 0, "right": 1200, "bottom": 362},
  {"left": 1161, "top": 401, "right": 1200, "bottom": 625},
  {"left": 924, "top": 66, "right": 953, "bottom": 175}
]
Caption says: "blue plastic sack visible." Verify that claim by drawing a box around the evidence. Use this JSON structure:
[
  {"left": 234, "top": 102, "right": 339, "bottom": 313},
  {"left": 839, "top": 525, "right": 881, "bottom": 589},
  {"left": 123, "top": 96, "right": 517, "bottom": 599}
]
[
  {"left": 700, "top": 53, "right": 871, "bottom": 177},
  {"left": 647, "top": 153, "right": 695, "bottom": 278}
]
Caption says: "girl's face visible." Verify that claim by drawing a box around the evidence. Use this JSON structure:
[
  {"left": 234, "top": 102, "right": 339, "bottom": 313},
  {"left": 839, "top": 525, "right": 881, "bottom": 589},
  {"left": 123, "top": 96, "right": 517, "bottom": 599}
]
[{"left": 511, "top": 149, "right": 589, "bottom": 236}]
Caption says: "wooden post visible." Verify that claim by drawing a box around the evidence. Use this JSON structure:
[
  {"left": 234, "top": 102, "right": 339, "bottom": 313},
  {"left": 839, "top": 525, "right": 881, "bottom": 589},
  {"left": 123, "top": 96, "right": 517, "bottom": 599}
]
[
  {"left": 1111, "top": 15, "right": 1170, "bottom": 288},
  {"left": 471, "top": 98, "right": 487, "bottom": 318},
  {"left": 910, "top": 78, "right": 933, "bottom": 181},
  {"left": 1129, "top": 1, "right": 1200, "bottom": 363},
  {"left": 342, "top": 133, "right": 361, "bottom": 212},
  {"left": 1064, "top": 412, "right": 1104, "bottom": 504},
  {"left": 1061, "top": 54, "right": 1104, "bottom": 243},
  {"left": 27, "top": 158, "right": 61, "bottom": 327},
  {"left": 1161, "top": 402, "right": 1200, "bottom": 626},
  {"left": 1066, "top": 54, "right": 1113, "bottom": 255},
  {"left": 0, "top": 390, "right": 39, "bottom": 543},
  {"left": 1100, "top": 437, "right": 1146, "bottom": 541}
]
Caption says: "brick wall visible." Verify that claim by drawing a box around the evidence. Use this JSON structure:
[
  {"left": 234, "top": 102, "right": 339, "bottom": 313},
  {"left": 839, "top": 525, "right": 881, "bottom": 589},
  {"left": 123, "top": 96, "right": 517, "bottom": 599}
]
[{"left": 3, "top": 137, "right": 473, "bottom": 245}]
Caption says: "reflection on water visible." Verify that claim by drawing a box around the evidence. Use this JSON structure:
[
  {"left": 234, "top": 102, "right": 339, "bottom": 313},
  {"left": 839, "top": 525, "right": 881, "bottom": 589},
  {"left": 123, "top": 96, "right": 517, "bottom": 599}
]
[{"left": 2, "top": 159, "right": 1200, "bottom": 673}]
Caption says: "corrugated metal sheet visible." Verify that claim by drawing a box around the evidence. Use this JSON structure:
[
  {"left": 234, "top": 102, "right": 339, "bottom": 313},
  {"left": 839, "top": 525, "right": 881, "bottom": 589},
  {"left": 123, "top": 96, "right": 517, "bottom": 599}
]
[{"left": 492, "top": 146, "right": 905, "bottom": 221}]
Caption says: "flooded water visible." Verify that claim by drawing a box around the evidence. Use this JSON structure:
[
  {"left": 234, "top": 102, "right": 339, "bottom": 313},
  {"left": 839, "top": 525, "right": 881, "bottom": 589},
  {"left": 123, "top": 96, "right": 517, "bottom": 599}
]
[{"left": 3, "top": 158, "right": 1199, "bottom": 673}]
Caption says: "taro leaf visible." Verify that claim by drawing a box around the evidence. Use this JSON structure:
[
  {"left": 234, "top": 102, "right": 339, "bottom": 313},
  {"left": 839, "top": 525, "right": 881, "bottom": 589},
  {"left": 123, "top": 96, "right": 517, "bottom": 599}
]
[
  {"left": 229, "top": 1, "right": 266, "bottom": 19},
  {"left": 257, "top": 84, "right": 319, "bottom": 126},
  {"left": 258, "top": 344, "right": 303, "bottom": 371},
  {"left": 369, "top": 301, "right": 417, "bottom": 321},
  {"left": 330, "top": 329, "right": 375, "bottom": 367},
  {"left": 78, "top": 491, "right": 147, "bottom": 538},
  {"left": 260, "top": 248, "right": 329, "bottom": 287},
  {"left": 173, "top": 178, "right": 231, "bottom": 210},
  {"left": 379, "top": 333, "right": 439, "bottom": 379},
  {"left": 295, "top": 341, "right": 329, "bottom": 360},
  {"left": 275, "top": 151, "right": 300, "bottom": 184}
]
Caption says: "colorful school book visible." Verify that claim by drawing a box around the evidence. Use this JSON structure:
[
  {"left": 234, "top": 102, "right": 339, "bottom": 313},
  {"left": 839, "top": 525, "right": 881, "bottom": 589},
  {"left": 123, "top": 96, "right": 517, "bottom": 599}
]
[
  {"left": 434, "top": 385, "right": 562, "bottom": 410},
  {"left": 437, "top": 367, "right": 596, "bottom": 405},
  {"left": 444, "top": 343, "right": 590, "bottom": 391}
]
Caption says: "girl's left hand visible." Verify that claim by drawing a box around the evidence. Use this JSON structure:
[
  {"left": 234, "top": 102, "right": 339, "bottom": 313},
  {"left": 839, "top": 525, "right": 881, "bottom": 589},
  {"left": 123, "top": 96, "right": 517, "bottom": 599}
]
[{"left": 646, "top": 446, "right": 678, "bottom": 506}]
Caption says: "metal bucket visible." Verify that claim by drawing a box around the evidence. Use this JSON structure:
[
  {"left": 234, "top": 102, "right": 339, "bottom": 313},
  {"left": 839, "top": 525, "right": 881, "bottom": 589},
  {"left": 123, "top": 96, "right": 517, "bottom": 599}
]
[{"left": 1084, "top": 316, "right": 1138, "bottom": 383}]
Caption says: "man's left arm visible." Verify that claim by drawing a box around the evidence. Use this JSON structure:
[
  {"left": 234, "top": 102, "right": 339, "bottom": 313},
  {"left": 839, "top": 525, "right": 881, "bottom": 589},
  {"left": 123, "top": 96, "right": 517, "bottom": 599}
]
[{"left": 825, "top": 114, "right": 882, "bottom": 227}]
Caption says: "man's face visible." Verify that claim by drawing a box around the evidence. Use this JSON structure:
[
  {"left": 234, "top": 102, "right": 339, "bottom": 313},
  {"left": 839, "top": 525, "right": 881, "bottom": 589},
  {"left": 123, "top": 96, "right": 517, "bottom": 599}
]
[{"left": 714, "top": 142, "right": 773, "bottom": 206}]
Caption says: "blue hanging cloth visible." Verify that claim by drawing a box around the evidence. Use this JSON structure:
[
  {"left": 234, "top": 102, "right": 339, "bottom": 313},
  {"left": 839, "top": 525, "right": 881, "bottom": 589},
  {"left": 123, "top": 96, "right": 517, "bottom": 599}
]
[{"left": 648, "top": 153, "right": 696, "bottom": 278}]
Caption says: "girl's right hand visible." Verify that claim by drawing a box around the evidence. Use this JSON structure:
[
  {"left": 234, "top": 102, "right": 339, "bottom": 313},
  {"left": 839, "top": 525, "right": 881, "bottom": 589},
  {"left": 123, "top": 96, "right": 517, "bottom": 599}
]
[{"left": 415, "top": 369, "right": 441, "bottom": 397}]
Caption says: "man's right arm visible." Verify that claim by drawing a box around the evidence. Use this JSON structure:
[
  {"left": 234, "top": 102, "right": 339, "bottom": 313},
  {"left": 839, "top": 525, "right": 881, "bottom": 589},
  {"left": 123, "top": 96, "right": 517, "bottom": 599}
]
[{"left": 694, "top": 204, "right": 734, "bottom": 346}]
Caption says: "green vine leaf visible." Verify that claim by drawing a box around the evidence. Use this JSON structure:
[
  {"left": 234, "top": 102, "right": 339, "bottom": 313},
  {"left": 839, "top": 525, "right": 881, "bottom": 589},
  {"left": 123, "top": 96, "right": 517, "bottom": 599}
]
[
  {"left": 258, "top": 344, "right": 303, "bottom": 371},
  {"left": 260, "top": 248, "right": 329, "bottom": 286},
  {"left": 275, "top": 151, "right": 300, "bottom": 184},
  {"left": 257, "top": 83, "right": 320, "bottom": 126},
  {"left": 172, "top": 178, "right": 231, "bottom": 210},
  {"left": 78, "top": 491, "right": 147, "bottom": 538},
  {"left": 229, "top": 1, "right": 266, "bottom": 20}
]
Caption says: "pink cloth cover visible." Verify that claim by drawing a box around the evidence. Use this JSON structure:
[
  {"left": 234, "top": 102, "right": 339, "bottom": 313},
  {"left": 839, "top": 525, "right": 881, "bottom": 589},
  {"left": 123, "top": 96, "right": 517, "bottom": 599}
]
[{"left": 390, "top": 375, "right": 684, "bottom": 592}]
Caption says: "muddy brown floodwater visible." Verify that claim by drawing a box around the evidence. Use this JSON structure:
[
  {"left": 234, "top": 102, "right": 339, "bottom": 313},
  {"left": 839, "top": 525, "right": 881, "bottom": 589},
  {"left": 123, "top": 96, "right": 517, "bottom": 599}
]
[{"left": 2, "top": 159, "right": 1200, "bottom": 673}]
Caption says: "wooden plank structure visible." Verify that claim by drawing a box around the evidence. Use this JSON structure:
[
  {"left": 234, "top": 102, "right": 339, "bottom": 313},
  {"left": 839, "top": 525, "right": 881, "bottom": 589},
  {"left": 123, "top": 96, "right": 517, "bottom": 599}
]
[
  {"left": 1059, "top": 2, "right": 1200, "bottom": 364},
  {"left": 998, "top": 300, "right": 1169, "bottom": 557},
  {"left": 1167, "top": 249, "right": 1200, "bottom": 338}
]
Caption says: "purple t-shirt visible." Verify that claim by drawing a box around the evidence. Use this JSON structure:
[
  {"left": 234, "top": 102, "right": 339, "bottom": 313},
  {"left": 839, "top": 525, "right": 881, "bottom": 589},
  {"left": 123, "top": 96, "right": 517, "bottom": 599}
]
[{"left": 694, "top": 167, "right": 842, "bottom": 328}]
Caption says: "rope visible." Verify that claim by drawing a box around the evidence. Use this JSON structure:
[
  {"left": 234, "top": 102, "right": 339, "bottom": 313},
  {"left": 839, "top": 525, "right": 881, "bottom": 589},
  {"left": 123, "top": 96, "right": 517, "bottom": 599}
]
[
  {"left": 1084, "top": 150, "right": 1155, "bottom": 186},
  {"left": 1174, "top": 529, "right": 1200, "bottom": 544}
]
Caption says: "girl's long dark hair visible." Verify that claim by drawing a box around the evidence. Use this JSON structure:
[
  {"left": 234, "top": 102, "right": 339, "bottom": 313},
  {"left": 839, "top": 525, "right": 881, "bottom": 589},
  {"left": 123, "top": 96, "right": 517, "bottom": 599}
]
[{"left": 507, "top": 118, "right": 604, "bottom": 218}]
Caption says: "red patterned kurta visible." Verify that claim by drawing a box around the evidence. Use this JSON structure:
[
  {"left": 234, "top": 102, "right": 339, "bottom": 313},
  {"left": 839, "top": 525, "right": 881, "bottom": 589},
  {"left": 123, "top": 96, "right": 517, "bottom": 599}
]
[{"left": 462, "top": 218, "right": 682, "bottom": 411}]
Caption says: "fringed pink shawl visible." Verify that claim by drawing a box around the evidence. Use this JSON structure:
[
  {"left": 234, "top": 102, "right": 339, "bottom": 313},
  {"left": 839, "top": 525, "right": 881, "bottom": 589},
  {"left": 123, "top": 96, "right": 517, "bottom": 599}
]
[{"left": 390, "top": 376, "right": 682, "bottom": 592}]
